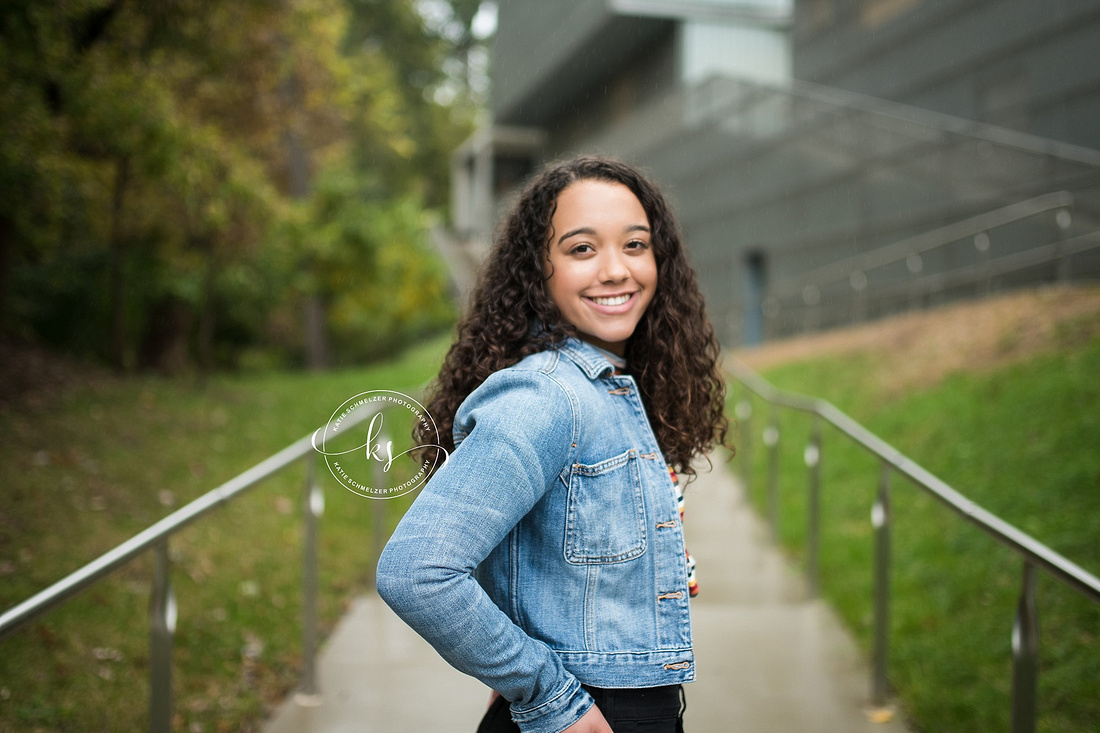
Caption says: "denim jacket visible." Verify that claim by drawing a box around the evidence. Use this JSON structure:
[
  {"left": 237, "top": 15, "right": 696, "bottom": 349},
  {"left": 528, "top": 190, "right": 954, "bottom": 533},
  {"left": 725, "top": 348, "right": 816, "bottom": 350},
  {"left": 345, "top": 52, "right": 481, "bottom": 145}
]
[{"left": 376, "top": 339, "right": 694, "bottom": 733}]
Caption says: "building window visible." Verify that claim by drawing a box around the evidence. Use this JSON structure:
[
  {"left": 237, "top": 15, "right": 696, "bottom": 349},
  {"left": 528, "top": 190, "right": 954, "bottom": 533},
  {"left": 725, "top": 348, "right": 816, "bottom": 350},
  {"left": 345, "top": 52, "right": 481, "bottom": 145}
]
[{"left": 860, "top": 0, "right": 922, "bottom": 28}]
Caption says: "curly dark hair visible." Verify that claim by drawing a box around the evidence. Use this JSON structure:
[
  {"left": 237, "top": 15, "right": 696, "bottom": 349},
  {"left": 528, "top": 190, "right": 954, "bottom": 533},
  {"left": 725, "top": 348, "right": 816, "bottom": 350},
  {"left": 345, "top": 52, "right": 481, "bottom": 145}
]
[{"left": 416, "top": 156, "right": 729, "bottom": 476}]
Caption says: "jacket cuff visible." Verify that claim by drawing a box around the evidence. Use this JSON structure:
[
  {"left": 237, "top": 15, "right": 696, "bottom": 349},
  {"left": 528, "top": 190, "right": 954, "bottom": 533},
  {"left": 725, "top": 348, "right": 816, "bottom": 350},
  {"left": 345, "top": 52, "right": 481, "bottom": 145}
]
[{"left": 511, "top": 677, "right": 593, "bottom": 733}]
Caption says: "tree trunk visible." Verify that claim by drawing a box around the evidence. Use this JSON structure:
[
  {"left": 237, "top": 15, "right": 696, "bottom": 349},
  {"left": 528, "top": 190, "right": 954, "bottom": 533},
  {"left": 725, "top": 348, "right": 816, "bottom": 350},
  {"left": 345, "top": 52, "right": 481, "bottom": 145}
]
[
  {"left": 108, "top": 155, "right": 131, "bottom": 370},
  {"left": 280, "top": 62, "right": 327, "bottom": 371},
  {"left": 303, "top": 296, "right": 327, "bottom": 372},
  {"left": 138, "top": 296, "right": 191, "bottom": 375},
  {"left": 197, "top": 241, "right": 216, "bottom": 374},
  {"left": 286, "top": 127, "right": 328, "bottom": 370},
  {"left": 0, "top": 214, "right": 11, "bottom": 334}
]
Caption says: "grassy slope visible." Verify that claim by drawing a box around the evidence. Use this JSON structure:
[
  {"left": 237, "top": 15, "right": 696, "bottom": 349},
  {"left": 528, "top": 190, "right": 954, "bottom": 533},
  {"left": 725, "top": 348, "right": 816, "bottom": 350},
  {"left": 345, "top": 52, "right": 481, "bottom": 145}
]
[
  {"left": 3, "top": 287, "right": 1098, "bottom": 732},
  {"left": 0, "top": 336, "right": 450, "bottom": 732},
  {"left": 730, "top": 291, "right": 1100, "bottom": 732}
]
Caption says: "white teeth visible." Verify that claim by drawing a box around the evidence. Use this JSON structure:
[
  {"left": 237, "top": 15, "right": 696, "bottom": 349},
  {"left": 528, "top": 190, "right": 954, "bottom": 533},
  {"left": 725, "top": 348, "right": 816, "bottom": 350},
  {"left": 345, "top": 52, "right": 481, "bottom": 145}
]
[{"left": 591, "top": 294, "right": 631, "bottom": 306}]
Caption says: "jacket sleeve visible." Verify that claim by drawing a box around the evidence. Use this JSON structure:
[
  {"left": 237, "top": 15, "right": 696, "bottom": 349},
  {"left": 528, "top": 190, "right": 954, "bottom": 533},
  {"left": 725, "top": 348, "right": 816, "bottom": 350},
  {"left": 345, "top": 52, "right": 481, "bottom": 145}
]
[{"left": 375, "top": 368, "right": 593, "bottom": 733}]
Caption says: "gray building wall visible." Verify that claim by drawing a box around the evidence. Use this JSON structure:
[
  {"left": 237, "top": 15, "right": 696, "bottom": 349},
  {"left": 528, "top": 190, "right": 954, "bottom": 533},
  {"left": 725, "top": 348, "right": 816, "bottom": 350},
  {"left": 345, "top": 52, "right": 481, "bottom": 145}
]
[
  {"left": 793, "top": 0, "right": 1100, "bottom": 152},
  {"left": 463, "top": 0, "right": 1100, "bottom": 346},
  {"left": 580, "top": 77, "right": 1100, "bottom": 342},
  {"left": 492, "top": 2, "right": 677, "bottom": 129}
]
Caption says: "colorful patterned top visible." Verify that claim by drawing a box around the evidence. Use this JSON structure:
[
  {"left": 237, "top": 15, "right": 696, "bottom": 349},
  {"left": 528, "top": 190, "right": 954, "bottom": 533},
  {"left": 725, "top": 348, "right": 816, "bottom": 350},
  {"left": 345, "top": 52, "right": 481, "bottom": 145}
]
[{"left": 669, "top": 467, "right": 699, "bottom": 597}]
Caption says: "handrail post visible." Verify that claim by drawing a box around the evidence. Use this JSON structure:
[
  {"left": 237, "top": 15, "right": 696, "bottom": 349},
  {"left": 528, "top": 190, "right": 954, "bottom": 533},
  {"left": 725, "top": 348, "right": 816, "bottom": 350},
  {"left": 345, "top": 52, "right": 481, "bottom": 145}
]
[
  {"left": 1054, "top": 207, "right": 1072, "bottom": 281},
  {"left": 871, "top": 461, "right": 892, "bottom": 706},
  {"left": 805, "top": 415, "right": 822, "bottom": 597},
  {"left": 725, "top": 363, "right": 1100, "bottom": 729},
  {"left": 1010, "top": 561, "right": 1040, "bottom": 733},
  {"left": 149, "top": 540, "right": 176, "bottom": 733},
  {"left": 764, "top": 406, "right": 780, "bottom": 538},
  {"left": 735, "top": 397, "right": 753, "bottom": 494},
  {"left": 975, "top": 231, "right": 992, "bottom": 295},
  {"left": 299, "top": 455, "right": 324, "bottom": 703}
]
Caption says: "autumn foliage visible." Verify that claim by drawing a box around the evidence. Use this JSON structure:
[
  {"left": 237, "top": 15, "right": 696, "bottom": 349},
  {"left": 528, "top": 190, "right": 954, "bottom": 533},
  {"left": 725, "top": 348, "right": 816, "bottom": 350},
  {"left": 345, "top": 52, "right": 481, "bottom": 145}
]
[{"left": 0, "top": 0, "right": 474, "bottom": 372}]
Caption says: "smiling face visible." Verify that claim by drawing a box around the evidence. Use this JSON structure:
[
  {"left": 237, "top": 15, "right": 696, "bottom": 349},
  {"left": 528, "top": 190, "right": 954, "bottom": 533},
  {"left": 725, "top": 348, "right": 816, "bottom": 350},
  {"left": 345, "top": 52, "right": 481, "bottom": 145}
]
[{"left": 545, "top": 179, "right": 658, "bottom": 356}]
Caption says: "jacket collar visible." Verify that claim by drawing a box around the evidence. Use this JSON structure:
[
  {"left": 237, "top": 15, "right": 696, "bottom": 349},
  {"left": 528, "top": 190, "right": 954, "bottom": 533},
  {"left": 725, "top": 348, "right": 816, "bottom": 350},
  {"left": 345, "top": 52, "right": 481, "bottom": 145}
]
[{"left": 557, "top": 338, "right": 618, "bottom": 379}]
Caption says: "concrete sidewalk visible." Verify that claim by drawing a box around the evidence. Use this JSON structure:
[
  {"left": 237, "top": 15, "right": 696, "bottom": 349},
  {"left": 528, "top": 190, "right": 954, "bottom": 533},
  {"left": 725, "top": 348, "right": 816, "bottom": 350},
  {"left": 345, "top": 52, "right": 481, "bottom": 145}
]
[{"left": 263, "top": 464, "right": 909, "bottom": 732}]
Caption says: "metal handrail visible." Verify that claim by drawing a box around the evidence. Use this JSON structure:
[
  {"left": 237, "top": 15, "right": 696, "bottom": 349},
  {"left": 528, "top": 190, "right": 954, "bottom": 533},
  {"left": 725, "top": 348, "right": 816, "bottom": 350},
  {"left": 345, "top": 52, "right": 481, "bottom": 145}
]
[
  {"left": 787, "top": 229, "right": 1100, "bottom": 322},
  {"left": 727, "top": 359, "right": 1100, "bottom": 733},
  {"left": 766, "top": 190, "right": 1075, "bottom": 301},
  {"left": 592, "top": 73, "right": 1100, "bottom": 189},
  {"left": 785, "top": 76, "right": 1100, "bottom": 169},
  {"left": 761, "top": 229, "right": 1100, "bottom": 339},
  {"left": 0, "top": 402, "right": 384, "bottom": 731}
]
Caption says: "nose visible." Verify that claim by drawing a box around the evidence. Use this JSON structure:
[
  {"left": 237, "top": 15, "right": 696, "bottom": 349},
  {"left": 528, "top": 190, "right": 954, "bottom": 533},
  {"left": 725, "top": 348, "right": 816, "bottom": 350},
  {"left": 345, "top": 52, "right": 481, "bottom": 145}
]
[{"left": 597, "top": 249, "right": 629, "bottom": 283}]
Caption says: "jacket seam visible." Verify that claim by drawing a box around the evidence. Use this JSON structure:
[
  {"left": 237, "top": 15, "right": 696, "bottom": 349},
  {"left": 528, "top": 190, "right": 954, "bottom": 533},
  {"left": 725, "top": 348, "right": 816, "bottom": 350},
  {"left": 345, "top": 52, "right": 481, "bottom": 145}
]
[{"left": 533, "top": 354, "right": 580, "bottom": 471}]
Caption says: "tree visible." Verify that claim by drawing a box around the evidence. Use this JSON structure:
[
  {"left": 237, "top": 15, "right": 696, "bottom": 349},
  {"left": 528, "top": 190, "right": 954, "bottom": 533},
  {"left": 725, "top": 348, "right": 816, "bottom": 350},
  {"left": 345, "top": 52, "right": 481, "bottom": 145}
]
[{"left": 1, "top": 0, "right": 471, "bottom": 372}]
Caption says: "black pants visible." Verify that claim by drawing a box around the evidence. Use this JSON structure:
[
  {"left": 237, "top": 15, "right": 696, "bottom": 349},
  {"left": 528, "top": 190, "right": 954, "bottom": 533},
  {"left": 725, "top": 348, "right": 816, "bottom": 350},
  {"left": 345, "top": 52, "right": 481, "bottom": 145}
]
[{"left": 476, "top": 685, "right": 685, "bottom": 732}]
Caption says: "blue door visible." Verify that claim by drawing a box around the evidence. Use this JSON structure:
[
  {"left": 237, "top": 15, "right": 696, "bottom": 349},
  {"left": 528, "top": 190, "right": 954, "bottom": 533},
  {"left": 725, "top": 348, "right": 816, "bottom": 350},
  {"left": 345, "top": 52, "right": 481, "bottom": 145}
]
[{"left": 743, "top": 251, "right": 766, "bottom": 346}]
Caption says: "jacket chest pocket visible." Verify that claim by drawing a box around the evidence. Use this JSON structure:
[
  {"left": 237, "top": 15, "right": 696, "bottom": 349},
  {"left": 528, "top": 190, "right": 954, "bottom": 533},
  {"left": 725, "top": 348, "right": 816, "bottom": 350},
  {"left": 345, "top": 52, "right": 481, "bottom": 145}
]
[{"left": 564, "top": 449, "right": 647, "bottom": 564}]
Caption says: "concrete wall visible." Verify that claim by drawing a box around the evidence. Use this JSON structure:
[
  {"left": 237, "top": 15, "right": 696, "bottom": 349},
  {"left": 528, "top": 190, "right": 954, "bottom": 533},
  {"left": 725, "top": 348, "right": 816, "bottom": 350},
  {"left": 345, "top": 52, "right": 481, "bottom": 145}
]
[
  {"left": 492, "top": 1, "right": 615, "bottom": 123},
  {"left": 793, "top": 0, "right": 1100, "bottom": 151},
  {"left": 470, "top": 0, "right": 1100, "bottom": 346}
]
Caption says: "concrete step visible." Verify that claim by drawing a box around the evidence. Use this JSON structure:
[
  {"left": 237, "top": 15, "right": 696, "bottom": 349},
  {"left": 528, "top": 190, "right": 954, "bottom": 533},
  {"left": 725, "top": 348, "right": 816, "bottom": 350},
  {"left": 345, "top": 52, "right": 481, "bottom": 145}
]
[
  {"left": 682, "top": 463, "right": 908, "bottom": 732},
  {"left": 262, "top": 461, "right": 911, "bottom": 732}
]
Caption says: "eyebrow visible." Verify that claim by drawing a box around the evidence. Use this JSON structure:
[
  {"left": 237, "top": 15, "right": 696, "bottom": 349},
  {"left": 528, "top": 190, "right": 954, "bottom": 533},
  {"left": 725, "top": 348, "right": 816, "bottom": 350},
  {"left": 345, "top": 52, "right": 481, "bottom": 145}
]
[{"left": 556, "top": 224, "right": 651, "bottom": 246}]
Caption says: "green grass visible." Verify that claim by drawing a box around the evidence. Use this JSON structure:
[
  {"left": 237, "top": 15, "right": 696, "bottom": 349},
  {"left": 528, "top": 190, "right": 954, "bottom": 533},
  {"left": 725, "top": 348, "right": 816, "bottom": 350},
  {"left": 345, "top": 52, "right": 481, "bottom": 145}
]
[
  {"left": 5, "top": 317, "right": 1099, "bottom": 733},
  {"left": 0, "top": 335, "right": 451, "bottom": 733},
  {"left": 729, "top": 338, "right": 1100, "bottom": 732}
]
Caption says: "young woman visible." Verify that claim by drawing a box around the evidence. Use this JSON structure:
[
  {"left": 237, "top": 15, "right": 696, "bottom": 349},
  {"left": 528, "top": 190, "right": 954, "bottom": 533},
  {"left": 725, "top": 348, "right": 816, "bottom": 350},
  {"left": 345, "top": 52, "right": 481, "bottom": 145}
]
[{"left": 377, "top": 156, "right": 729, "bottom": 733}]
